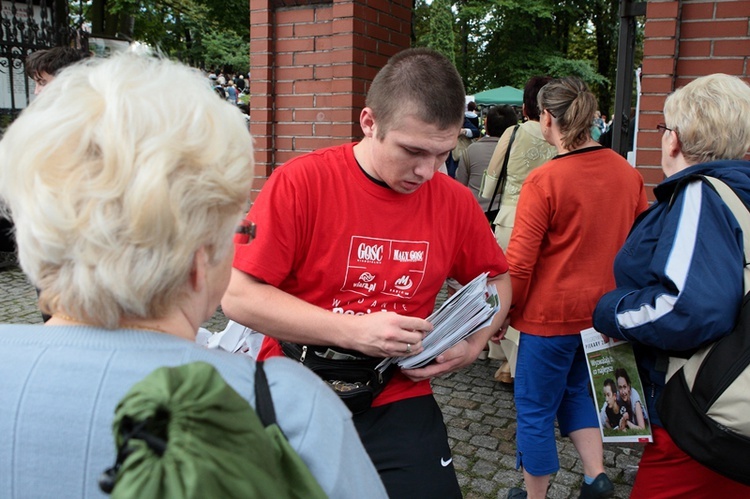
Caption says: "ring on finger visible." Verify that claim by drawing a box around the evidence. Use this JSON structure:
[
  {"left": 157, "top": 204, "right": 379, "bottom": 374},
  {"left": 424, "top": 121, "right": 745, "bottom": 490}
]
[{"left": 406, "top": 343, "right": 412, "bottom": 354}]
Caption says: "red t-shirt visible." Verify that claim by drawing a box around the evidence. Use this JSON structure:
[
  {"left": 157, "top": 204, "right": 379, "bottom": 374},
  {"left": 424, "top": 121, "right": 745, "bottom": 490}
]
[{"left": 234, "top": 142, "right": 508, "bottom": 405}]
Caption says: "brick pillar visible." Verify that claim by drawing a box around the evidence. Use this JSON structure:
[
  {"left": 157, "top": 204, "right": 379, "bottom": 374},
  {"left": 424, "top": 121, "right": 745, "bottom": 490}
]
[
  {"left": 249, "top": 0, "right": 275, "bottom": 198},
  {"left": 636, "top": 0, "right": 679, "bottom": 200},
  {"left": 637, "top": 0, "right": 750, "bottom": 200},
  {"left": 248, "top": 0, "right": 412, "bottom": 198}
]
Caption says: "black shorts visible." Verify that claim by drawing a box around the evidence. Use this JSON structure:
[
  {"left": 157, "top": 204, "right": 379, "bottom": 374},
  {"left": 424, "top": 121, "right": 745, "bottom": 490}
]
[{"left": 353, "top": 395, "right": 461, "bottom": 499}]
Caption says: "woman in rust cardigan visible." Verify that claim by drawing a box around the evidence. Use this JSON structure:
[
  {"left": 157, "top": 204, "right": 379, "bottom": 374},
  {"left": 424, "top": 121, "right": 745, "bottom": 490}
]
[{"left": 503, "top": 77, "right": 647, "bottom": 499}]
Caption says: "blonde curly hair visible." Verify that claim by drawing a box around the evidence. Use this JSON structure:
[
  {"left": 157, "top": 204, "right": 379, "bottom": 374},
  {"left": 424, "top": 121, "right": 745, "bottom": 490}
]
[
  {"left": 0, "top": 53, "right": 254, "bottom": 328},
  {"left": 664, "top": 73, "right": 750, "bottom": 165}
]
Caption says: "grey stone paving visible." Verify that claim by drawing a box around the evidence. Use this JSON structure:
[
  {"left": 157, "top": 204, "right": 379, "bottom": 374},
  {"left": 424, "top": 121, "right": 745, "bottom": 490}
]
[{"left": 0, "top": 264, "right": 641, "bottom": 498}]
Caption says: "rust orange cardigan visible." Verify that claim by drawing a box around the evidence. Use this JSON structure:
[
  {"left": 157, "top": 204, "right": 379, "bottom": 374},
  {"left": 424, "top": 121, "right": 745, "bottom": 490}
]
[{"left": 506, "top": 147, "right": 648, "bottom": 336}]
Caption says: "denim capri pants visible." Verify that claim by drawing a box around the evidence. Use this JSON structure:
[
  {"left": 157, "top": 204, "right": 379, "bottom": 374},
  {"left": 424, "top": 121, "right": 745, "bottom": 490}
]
[{"left": 514, "top": 332, "right": 599, "bottom": 476}]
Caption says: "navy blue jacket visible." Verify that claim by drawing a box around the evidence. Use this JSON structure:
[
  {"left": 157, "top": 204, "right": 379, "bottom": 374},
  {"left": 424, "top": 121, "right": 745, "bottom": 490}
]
[{"left": 593, "top": 159, "right": 750, "bottom": 426}]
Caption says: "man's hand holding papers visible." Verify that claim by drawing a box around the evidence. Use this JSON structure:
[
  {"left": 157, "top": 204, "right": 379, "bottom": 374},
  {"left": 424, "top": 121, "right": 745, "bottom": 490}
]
[{"left": 377, "top": 273, "right": 501, "bottom": 381}]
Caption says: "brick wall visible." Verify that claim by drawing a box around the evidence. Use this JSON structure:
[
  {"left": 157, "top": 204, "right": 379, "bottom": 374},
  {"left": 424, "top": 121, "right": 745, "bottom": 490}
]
[
  {"left": 248, "top": 0, "right": 412, "bottom": 199},
  {"left": 638, "top": 0, "right": 750, "bottom": 199}
]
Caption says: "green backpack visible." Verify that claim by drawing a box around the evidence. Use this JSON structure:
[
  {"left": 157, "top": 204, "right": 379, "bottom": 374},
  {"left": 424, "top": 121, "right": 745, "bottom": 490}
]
[{"left": 99, "top": 361, "right": 327, "bottom": 499}]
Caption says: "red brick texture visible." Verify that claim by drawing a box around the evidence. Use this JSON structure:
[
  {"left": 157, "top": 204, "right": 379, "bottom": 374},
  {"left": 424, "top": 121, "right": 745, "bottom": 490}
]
[
  {"left": 638, "top": 0, "right": 750, "bottom": 200},
  {"left": 248, "top": 0, "right": 412, "bottom": 190}
]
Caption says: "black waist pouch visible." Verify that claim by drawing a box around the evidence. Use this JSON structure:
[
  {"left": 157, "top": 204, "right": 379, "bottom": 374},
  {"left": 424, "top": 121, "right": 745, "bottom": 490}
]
[{"left": 280, "top": 342, "right": 395, "bottom": 414}]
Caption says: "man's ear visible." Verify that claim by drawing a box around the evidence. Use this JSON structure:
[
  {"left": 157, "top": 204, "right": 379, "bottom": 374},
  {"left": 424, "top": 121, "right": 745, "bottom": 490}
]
[
  {"left": 360, "top": 107, "right": 377, "bottom": 138},
  {"left": 189, "top": 246, "right": 209, "bottom": 293}
]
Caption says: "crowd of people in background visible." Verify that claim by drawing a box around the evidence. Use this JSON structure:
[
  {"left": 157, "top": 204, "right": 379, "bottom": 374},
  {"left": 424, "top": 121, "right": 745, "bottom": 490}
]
[
  {"left": 207, "top": 69, "right": 250, "bottom": 116},
  {"left": 450, "top": 101, "right": 615, "bottom": 173}
]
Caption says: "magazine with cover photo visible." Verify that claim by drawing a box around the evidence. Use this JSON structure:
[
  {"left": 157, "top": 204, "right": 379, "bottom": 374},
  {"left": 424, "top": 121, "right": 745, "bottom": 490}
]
[
  {"left": 376, "top": 272, "right": 499, "bottom": 373},
  {"left": 581, "top": 327, "right": 653, "bottom": 443}
]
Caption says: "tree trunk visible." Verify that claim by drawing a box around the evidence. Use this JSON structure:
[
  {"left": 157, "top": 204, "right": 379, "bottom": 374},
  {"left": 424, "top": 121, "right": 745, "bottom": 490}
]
[
  {"left": 592, "top": 0, "right": 618, "bottom": 115},
  {"left": 90, "top": 0, "right": 106, "bottom": 36}
]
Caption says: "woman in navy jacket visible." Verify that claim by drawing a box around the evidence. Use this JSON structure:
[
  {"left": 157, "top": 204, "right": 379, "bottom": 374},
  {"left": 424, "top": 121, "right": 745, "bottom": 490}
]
[{"left": 593, "top": 73, "right": 750, "bottom": 498}]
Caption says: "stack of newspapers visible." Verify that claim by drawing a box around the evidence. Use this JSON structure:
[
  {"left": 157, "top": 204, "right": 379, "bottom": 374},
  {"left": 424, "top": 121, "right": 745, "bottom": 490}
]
[{"left": 377, "top": 272, "right": 500, "bottom": 373}]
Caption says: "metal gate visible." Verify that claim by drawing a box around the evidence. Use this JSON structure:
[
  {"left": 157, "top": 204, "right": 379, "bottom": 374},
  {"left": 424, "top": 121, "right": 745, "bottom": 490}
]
[
  {"left": 1, "top": 0, "right": 76, "bottom": 265},
  {"left": 0, "top": 0, "right": 72, "bottom": 121}
]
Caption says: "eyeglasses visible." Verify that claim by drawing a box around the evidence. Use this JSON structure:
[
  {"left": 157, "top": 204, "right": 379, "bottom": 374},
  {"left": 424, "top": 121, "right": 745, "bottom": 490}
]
[
  {"left": 545, "top": 108, "right": 557, "bottom": 119},
  {"left": 656, "top": 123, "right": 673, "bottom": 134}
]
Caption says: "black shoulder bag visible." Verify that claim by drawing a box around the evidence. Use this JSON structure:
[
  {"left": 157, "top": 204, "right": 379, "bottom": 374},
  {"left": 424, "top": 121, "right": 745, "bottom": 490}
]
[{"left": 485, "top": 124, "right": 519, "bottom": 226}]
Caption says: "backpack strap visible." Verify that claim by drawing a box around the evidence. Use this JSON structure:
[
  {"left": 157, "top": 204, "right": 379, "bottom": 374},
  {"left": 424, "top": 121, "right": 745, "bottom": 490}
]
[
  {"left": 254, "top": 361, "right": 277, "bottom": 428},
  {"left": 485, "top": 124, "right": 519, "bottom": 217},
  {"left": 253, "top": 363, "right": 328, "bottom": 498},
  {"left": 701, "top": 176, "right": 750, "bottom": 294},
  {"left": 663, "top": 175, "right": 750, "bottom": 380},
  {"left": 461, "top": 146, "right": 472, "bottom": 179}
]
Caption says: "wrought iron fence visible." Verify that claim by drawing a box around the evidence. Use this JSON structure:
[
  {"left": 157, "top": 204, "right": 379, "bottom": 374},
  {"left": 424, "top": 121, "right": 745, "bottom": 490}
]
[
  {"left": 0, "top": 0, "right": 76, "bottom": 264},
  {"left": 0, "top": 0, "right": 75, "bottom": 122}
]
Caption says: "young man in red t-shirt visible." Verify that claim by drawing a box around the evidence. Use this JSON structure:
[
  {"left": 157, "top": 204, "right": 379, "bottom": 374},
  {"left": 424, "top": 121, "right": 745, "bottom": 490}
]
[{"left": 223, "top": 48, "right": 512, "bottom": 498}]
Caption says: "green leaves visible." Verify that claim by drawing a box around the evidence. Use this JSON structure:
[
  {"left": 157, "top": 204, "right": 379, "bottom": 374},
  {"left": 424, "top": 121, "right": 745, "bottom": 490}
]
[
  {"left": 412, "top": 0, "right": 641, "bottom": 113},
  {"left": 201, "top": 29, "right": 249, "bottom": 73},
  {"left": 426, "top": 0, "right": 456, "bottom": 65},
  {"left": 77, "top": 0, "right": 249, "bottom": 73}
]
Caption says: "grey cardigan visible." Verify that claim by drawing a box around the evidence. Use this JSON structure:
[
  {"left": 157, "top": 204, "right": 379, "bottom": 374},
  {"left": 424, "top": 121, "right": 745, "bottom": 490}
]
[{"left": 0, "top": 325, "right": 387, "bottom": 498}]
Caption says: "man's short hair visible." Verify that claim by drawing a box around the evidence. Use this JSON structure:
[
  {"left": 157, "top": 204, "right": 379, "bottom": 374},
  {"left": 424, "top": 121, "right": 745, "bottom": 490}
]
[
  {"left": 664, "top": 73, "right": 750, "bottom": 164},
  {"left": 25, "top": 46, "right": 88, "bottom": 79},
  {"left": 486, "top": 105, "right": 517, "bottom": 137},
  {"left": 603, "top": 378, "right": 617, "bottom": 393},
  {"left": 365, "top": 48, "right": 465, "bottom": 139}
]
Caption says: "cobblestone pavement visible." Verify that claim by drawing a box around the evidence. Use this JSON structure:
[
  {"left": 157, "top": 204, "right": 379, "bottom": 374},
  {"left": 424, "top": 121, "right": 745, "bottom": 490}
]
[{"left": 1, "top": 264, "right": 641, "bottom": 498}]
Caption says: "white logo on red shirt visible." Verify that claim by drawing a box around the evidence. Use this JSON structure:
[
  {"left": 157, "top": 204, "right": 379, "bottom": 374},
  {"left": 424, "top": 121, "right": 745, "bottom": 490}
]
[
  {"left": 393, "top": 249, "right": 424, "bottom": 262},
  {"left": 357, "top": 243, "right": 383, "bottom": 263},
  {"left": 342, "top": 236, "right": 428, "bottom": 300},
  {"left": 358, "top": 272, "right": 376, "bottom": 282},
  {"left": 394, "top": 275, "right": 413, "bottom": 290}
]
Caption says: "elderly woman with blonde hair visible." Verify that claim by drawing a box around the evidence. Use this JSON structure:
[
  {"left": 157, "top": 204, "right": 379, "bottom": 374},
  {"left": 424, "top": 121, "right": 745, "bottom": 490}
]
[
  {"left": 594, "top": 74, "right": 750, "bottom": 497},
  {"left": 0, "top": 53, "right": 386, "bottom": 498}
]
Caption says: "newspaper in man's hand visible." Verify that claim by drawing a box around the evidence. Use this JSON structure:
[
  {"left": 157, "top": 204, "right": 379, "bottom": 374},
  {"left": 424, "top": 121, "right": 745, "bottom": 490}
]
[{"left": 377, "top": 272, "right": 500, "bottom": 372}]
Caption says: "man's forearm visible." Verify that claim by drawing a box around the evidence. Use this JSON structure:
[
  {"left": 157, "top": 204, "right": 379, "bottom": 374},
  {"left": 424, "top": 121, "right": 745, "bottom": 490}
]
[
  {"left": 221, "top": 269, "right": 433, "bottom": 358},
  {"left": 222, "top": 269, "right": 354, "bottom": 347}
]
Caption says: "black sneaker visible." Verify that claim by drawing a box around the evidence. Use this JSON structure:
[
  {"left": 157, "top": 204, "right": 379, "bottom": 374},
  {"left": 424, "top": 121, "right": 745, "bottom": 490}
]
[
  {"left": 507, "top": 487, "right": 528, "bottom": 499},
  {"left": 579, "top": 473, "right": 614, "bottom": 499}
]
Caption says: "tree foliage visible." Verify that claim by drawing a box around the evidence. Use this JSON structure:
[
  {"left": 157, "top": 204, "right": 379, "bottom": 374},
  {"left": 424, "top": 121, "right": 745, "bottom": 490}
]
[
  {"left": 75, "top": 0, "right": 249, "bottom": 73},
  {"left": 425, "top": 0, "right": 456, "bottom": 65},
  {"left": 413, "top": 0, "right": 643, "bottom": 115}
]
